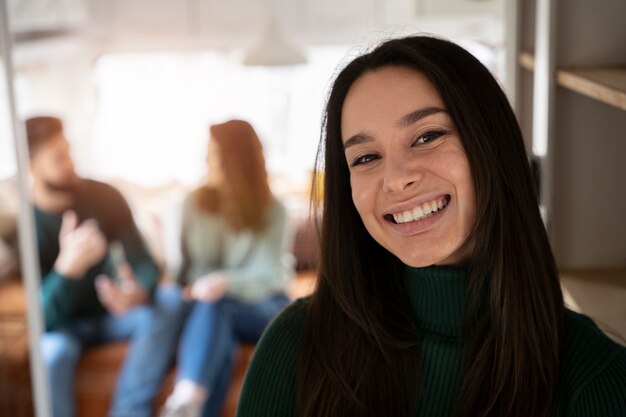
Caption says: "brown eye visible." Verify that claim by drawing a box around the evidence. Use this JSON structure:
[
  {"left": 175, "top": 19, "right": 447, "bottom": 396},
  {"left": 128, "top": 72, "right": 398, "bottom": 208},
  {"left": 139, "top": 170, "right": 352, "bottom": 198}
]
[
  {"left": 414, "top": 130, "right": 445, "bottom": 145},
  {"left": 351, "top": 153, "right": 380, "bottom": 167}
]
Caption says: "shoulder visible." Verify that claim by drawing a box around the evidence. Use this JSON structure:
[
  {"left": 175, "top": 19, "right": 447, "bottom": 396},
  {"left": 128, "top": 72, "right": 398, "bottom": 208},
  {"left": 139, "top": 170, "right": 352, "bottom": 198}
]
[
  {"left": 559, "top": 309, "right": 626, "bottom": 416},
  {"left": 254, "top": 296, "right": 309, "bottom": 358},
  {"left": 261, "top": 196, "right": 289, "bottom": 235},
  {"left": 182, "top": 190, "right": 203, "bottom": 219},
  {"left": 182, "top": 190, "right": 198, "bottom": 214},
  {"left": 80, "top": 178, "right": 121, "bottom": 195},
  {"left": 563, "top": 309, "right": 625, "bottom": 364},
  {"left": 268, "top": 195, "right": 288, "bottom": 219},
  {"left": 78, "top": 179, "right": 126, "bottom": 204},
  {"left": 237, "top": 297, "right": 309, "bottom": 416},
  {"left": 183, "top": 187, "right": 219, "bottom": 217}
]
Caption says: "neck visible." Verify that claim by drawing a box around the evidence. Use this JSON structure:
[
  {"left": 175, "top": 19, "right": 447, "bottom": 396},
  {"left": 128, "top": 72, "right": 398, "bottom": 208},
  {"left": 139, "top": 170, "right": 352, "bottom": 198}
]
[
  {"left": 32, "top": 180, "right": 77, "bottom": 213},
  {"left": 403, "top": 264, "right": 470, "bottom": 338}
]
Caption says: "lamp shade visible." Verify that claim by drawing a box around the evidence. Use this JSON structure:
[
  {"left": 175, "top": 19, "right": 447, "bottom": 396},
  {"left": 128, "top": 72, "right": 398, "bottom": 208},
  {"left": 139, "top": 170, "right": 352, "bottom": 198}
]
[{"left": 243, "top": 15, "right": 307, "bottom": 66}]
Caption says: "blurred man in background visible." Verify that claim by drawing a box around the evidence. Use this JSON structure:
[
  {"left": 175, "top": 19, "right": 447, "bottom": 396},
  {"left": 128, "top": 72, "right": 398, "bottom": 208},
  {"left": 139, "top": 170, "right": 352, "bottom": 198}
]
[{"left": 26, "top": 116, "right": 185, "bottom": 417}]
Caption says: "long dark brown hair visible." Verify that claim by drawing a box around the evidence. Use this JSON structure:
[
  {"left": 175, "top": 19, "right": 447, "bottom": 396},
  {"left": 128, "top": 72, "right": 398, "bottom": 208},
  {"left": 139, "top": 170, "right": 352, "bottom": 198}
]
[{"left": 297, "top": 36, "right": 564, "bottom": 417}]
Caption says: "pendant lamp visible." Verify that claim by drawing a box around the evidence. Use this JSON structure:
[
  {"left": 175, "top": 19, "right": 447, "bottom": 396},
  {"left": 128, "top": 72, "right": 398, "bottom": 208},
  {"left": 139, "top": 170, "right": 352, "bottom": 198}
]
[{"left": 243, "top": 12, "right": 307, "bottom": 66}]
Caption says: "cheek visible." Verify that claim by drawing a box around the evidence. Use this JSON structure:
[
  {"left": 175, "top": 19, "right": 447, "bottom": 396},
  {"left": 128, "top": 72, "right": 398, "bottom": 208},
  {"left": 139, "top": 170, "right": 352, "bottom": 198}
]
[
  {"left": 442, "top": 149, "right": 473, "bottom": 206},
  {"left": 56, "top": 160, "right": 71, "bottom": 174},
  {"left": 457, "top": 164, "right": 475, "bottom": 212},
  {"left": 42, "top": 160, "right": 57, "bottom": 177},
  {"left": 350, "top": 176, "right": 373, "bottom": 215},
  {"left": 60, "top": 160, "right": 73, "bottom": 173},
  {"left": 451, "top": 161, "right": 477, "bottom": 233}
]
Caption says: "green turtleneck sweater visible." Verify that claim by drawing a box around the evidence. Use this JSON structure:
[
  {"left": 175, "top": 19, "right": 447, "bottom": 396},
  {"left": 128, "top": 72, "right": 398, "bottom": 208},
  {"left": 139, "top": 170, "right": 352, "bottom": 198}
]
[{"left": 236, "top": 266, "right": 626, "bottom": 416}]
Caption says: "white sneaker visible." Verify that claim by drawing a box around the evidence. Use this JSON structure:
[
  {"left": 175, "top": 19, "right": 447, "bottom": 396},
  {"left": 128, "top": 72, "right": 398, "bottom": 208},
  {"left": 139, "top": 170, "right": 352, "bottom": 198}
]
[{"left": 158, "top": 398, "right": 202, "bottom": 417}]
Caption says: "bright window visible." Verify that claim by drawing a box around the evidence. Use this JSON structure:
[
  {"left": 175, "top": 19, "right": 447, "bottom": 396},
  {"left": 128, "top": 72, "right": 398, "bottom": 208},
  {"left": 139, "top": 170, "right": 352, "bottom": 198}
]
[{"left": 91, "top": 46, "right": 351, "bottom": 187}]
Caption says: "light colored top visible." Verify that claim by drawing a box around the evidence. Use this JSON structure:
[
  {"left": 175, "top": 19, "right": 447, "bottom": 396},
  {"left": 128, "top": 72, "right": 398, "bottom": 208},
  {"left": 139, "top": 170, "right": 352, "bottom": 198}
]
[{"left": 180, "top": 194, "right": 294, "bottom": 302}]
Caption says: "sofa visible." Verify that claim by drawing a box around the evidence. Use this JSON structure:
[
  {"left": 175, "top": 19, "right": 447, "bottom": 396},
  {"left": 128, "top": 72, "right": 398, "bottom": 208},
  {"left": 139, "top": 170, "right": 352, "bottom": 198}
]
[{"left": 0, "top": 268, "right": 315, "bottom": 417}]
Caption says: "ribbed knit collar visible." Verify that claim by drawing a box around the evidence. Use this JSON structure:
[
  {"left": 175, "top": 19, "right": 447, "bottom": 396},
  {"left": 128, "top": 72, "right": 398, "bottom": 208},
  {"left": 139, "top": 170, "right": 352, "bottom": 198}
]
[{"left": 403, "top": 265, "right": 469, "bottom": 338}]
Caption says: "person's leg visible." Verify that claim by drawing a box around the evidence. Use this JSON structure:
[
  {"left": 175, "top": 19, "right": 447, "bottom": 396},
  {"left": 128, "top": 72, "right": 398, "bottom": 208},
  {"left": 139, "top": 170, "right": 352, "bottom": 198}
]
[
  {"left": 199, "top": 346, "right": 235, "bottom": 417},
  {"left": 176, "top": 301, "right": 219, "bottom": 385},
  {"left": 102, "top": 284, "right": 186, "bottom": 417},
  {"left": 199, "top": 294, "right": 290, "bottom": 417},
  {"left": 40, "top": 330, "right": 82, "bottom": 417},
  {"left": 162, "top": 300, "right": 234, "bottom": 417},
  {"left": 232, "top": 293, "right": 290, "bottom": 343},
  {"left": 164, "top": 294, "right": 289, "bottom": 417}
]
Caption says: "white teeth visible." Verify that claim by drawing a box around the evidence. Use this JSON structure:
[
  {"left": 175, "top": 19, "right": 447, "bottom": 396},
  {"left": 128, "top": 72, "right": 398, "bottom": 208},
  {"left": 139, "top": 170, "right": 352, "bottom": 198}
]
[
  {"left": 391, "top": 197, "right": 448, "bottom": 224},
  {"left": 412, "top": 206, "right": 424, "bottom": 219}
]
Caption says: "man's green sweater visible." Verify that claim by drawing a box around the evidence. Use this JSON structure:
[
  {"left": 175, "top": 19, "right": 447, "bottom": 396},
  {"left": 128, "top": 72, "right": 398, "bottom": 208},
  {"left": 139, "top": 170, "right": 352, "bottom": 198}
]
[
  {"left": 237, "top": 266, "right": 626, "bottom": 416},
  {"left": 36, "top": 179, "right": 159, "bottom": 331}
]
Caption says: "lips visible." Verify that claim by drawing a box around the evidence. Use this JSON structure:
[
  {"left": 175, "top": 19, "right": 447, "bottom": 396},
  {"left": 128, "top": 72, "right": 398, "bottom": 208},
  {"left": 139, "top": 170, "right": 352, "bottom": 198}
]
[{"left": 385, "top": 194, "right": 451, "bottom": 224}]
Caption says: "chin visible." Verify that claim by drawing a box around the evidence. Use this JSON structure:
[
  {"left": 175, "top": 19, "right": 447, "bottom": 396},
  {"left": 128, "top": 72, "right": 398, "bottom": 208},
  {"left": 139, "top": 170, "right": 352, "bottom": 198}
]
[
  {"left": 396, "top": 253, "right": 443, "bottom": 268},
  {"left": 383, "top": 243, "right": 438, "bottom": 268},
  {"left": 44, "top": 177, "right": 79, "bottom": 193},
  {"left": 386, "top": 240, "right": 469, "bottom": 268}
]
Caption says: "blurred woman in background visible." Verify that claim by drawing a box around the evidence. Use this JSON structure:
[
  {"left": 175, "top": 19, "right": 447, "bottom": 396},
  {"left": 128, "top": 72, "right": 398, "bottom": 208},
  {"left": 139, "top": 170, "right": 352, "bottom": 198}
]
[{"left": 160, "top": 119, "right": 293, "bottom": 417}]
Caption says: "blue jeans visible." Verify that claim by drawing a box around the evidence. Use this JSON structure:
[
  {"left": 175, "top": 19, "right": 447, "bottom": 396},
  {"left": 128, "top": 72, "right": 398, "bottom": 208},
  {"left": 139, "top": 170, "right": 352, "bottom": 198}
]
[
  {"left": 40, "top": 285, "right": 186, "bottom": 417},
  {"left": 177, "top": 293, "right": 290, "bottom": 417}
]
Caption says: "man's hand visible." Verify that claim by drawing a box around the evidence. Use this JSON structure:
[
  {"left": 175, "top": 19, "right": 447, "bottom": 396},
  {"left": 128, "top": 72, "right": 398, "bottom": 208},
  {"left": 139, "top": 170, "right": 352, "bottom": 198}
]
[
  {"left": 95, "top": 263, "right": 149, "bottom": 315},
  {"left": 188, "top": 272, "right": 229, "bottom": 303},
  {"left": 54, "top": 211, "right": 107, "bottom": 279}
]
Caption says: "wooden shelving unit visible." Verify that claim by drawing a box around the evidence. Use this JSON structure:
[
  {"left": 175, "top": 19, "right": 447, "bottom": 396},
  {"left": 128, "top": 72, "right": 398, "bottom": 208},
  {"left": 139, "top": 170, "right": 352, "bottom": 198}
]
[
  {"left": 558, "top": 67, "right": 626, "bottom": 111},
  {"left": 516, "top": 0, "right": 626, "bottom": 270},
  {"left": 519, "top": 50, "right": 626, "bottom": 111}
]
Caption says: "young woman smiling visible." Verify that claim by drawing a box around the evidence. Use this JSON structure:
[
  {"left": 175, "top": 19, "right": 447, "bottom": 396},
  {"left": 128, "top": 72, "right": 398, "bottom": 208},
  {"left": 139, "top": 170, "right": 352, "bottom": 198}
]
[{"left": 236, "top": 36, "right": 626, "bottom": 417}]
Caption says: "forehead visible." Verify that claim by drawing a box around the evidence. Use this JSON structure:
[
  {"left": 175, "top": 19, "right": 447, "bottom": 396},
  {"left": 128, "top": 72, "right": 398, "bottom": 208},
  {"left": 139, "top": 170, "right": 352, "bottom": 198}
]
[{"left": 341, "top": 66, "right": 445, "bottom": 139}]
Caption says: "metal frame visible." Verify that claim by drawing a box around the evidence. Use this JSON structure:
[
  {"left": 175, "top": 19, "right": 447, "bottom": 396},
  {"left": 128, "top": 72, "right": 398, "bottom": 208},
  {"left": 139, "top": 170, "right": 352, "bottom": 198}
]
[
  {"left": 0, "top": 1, "right": 51, "bottom": 416},
  {"left": 532, "top": 0, "right": 557, "bottom": 232}
]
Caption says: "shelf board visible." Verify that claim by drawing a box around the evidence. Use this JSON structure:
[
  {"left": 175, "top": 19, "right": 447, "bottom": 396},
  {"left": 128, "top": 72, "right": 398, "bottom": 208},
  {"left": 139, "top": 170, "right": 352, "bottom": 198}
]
[
  {"left": 518, "top": 51, "right": 626, "bottom": 111},
  {"left": 557, "top": 68, "right": 626, "bottom": 111}
]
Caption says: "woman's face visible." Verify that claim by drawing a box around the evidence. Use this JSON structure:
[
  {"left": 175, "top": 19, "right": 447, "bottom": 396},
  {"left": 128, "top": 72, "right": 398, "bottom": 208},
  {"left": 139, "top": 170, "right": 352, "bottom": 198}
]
[
  {"left": 341, "top": 66, "right": 476, "bottom": 267},
  {"left": 206, "top": 138, "right": 224, "bottom": 185}
]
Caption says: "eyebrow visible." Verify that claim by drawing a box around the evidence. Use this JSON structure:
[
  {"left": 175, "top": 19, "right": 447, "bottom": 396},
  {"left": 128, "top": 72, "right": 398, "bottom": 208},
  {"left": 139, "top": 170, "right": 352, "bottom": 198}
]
[
  {"left": 343, "top": 106, "right": 447, "bottom": 150},
  {"left": 397, "top": 107, "right": 447, "bottom": 128},
  {"left": 343, "top": 133, "right": 373, "bottom": 150}
]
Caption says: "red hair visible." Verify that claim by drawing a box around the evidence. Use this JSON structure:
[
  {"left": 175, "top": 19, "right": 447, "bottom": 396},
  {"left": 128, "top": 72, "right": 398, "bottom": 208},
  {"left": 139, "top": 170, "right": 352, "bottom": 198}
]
[{"left": 194, "top": 120, "right": 271, "bottom": 231}]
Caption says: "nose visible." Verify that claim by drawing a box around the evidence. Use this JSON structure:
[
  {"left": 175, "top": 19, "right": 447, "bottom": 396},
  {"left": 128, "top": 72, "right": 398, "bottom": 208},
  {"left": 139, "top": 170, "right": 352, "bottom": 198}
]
[
  {"left": 382, "top": 154, "right": 422, "bottom": 194},
  {"left": 61, "top": 156, "right": 75, "bottom": 175}
]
